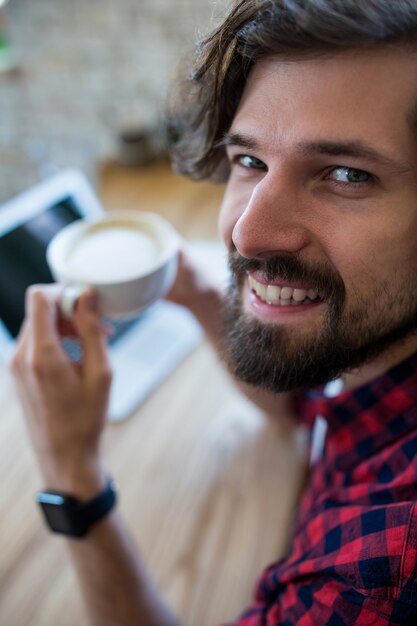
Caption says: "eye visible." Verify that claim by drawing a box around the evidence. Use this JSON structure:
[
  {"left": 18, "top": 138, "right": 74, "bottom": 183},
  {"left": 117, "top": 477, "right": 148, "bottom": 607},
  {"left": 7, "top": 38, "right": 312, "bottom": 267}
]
[
  {"left": 328, "top": 166, "right": 372, "bottom": 184},
  {"left": 234, "top": 154, "right": 267, "bottom": 171}
]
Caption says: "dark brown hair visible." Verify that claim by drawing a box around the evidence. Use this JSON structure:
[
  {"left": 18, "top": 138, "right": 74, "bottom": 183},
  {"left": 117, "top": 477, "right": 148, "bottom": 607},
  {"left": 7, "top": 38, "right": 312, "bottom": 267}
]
[{"left": 167, "top": 0, "right": 417, "bottom": 181}]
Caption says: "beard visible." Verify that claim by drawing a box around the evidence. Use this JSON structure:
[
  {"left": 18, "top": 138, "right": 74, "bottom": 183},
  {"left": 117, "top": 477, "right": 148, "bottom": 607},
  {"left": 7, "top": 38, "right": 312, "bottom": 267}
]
[{"left": 222, "top": 249, "right": 417, "bottom": 392}]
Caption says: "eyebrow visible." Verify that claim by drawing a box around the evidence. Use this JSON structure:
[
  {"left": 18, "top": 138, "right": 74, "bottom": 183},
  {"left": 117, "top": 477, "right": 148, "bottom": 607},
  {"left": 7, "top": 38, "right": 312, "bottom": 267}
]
[
  {"left": 219, "top": 132, "right": 259, "bottom": 151},
  {"left": 220, "top": 131, "right": 412, "bottom": 174}
]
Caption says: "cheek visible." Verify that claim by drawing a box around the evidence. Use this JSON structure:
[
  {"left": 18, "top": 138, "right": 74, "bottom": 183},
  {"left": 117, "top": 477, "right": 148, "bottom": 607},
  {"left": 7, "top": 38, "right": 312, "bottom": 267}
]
[{"left": 329, "top": 218, "right": 417, "bottom": 300}]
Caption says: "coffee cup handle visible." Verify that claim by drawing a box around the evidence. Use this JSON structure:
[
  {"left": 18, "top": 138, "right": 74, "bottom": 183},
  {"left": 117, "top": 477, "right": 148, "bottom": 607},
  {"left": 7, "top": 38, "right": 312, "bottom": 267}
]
[{"left": 59, "top": 285, "right": 90, "bottom": 319}]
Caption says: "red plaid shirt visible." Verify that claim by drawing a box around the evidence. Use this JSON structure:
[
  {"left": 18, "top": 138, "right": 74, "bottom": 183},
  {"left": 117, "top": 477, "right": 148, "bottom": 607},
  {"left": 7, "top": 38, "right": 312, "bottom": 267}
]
[{"left": 227, "top": 353, "right": 417, "bottom": 625}]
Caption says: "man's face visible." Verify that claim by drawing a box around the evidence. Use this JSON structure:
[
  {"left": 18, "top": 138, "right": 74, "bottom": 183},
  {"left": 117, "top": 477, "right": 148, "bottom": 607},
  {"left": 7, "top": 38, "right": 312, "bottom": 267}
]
[{"left": 218, "top": 48, "right": 417, "bottom": 392}]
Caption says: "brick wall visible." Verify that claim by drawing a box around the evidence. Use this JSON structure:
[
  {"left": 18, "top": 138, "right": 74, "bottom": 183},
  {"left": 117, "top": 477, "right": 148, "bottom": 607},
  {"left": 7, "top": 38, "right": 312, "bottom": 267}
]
[{"left": 0, "top": 0, "right": 229, "bottom": 202}]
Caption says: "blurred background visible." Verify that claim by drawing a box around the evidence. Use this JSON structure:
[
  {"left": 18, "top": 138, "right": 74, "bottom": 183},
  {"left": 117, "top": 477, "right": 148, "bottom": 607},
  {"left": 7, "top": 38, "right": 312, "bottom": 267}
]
[{"left": 0, "top": 0, "right": 229, "bottom": 203}]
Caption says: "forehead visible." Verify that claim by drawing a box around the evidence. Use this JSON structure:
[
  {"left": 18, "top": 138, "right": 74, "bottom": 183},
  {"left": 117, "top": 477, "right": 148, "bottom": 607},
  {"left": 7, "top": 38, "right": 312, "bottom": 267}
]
[{"left": 231, "top": 48, "right": 417, "bottom": 158}]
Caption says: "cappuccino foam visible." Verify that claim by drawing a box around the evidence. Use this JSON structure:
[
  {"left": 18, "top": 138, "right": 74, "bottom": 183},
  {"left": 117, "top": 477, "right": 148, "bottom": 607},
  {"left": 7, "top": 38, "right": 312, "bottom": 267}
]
[{"left": 65, "top": 225, "right": 159, "bottom": 282}]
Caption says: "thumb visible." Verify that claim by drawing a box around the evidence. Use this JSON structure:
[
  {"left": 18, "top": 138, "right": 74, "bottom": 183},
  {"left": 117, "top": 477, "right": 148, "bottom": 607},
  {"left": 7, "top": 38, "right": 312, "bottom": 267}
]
[{"left": 73, "top": 290, "right": 112, "bottom": 385}]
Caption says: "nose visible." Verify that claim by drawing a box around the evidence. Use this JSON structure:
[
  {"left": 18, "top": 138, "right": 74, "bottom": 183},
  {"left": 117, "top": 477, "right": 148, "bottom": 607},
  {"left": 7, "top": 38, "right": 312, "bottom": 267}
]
[{"left": 231, "top": 172, "right": 311, "bottom": 260}]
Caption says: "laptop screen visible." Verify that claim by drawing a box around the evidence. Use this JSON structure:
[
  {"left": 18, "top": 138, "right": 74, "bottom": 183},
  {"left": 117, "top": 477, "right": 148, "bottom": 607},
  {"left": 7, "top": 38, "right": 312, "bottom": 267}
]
[{"left": 0, "top": 197, "right": 82, "bottom": 338}]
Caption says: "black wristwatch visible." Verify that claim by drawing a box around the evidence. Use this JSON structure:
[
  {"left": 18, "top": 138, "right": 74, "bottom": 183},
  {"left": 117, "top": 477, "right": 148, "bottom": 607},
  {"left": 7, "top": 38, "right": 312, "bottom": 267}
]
[{"left": 35, "top": 478, "right": 117, "bottom": 538}]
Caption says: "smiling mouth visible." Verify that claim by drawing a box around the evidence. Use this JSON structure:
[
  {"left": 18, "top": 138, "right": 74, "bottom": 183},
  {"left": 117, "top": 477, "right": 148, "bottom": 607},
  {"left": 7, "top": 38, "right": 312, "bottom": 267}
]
[{"left": 248, "top": 275, "right": 324, "bottom": 306}]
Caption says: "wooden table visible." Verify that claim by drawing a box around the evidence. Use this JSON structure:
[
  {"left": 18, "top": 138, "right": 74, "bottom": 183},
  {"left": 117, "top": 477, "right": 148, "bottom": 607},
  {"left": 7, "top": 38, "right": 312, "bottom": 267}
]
[{"left": 0, "top": 160, "right": 306, "bottom": 626}]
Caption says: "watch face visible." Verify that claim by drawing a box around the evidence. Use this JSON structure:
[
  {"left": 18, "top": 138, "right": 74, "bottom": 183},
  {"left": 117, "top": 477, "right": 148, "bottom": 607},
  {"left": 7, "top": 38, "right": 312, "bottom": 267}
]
[
  {"left": 36, "top": 492, "right": 85, "bottom": 537},
  {"left": 35, "top": 481, "right": 116, "bottom": 537}
]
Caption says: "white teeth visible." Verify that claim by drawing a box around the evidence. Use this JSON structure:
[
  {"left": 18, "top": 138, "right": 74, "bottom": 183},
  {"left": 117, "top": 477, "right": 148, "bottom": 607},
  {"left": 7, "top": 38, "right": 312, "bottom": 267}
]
[
  {"left": 248, "top": 276, "right": 321, "bottom": 305},
  {"left": 256, "top": 282, "right": 267, "bottom": 300},
  {"left": 293, "top": 288, "right": 307, "bottom": 302},
  {"left": 280, "top": 286, "right": 293, "bottom": 300},
  {"left": 266, "top": 285, "right": 281, "bottom": 303}
]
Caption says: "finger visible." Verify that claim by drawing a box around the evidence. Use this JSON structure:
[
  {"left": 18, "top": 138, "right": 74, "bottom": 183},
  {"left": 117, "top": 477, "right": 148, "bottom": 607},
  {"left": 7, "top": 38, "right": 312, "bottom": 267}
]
[
  {"left": 24, "top": 284, "right": 79, "bottom": 340},
  {"left": 58, "top": 315, "right": 114, "bottom": 340},
  {"left": 72, "top": 289, "right": 112, "bottom": 387},
  {"left": 25, "top": 284, "right": 67, "bottom": 362},
  {"left": 26, "top": 284, "right": 62, "bottom": 339}
]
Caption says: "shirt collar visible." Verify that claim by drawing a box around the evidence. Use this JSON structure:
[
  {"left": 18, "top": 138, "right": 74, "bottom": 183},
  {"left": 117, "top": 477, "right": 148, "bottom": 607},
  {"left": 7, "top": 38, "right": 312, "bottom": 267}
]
[{"left": 301, "top": 351, "right": 417, "bottom": 471}]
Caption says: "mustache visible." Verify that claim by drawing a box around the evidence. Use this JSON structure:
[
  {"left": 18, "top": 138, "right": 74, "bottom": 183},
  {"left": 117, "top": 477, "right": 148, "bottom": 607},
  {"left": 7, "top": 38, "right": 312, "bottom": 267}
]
[{"left": 227, "top": 248, "right": 345, "bottom": 302}]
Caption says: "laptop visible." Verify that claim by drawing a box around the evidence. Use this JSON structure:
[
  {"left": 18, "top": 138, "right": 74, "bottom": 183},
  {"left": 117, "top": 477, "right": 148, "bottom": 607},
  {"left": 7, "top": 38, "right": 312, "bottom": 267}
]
[{"left": 0, "top": 169, "right": 210, "bottom": 422}]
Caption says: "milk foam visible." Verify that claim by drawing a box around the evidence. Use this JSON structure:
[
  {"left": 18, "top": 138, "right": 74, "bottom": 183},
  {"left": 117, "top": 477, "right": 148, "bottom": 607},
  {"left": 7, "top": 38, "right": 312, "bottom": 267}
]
[{"left": 66, "top": 225, "right": 159, "bottom": 282}]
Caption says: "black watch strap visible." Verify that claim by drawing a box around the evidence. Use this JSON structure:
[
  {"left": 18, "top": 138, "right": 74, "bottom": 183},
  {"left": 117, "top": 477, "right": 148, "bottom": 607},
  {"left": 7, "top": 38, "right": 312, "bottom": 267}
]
[{"left": 36, "top": 478, "right": 117, "bottom": 538}]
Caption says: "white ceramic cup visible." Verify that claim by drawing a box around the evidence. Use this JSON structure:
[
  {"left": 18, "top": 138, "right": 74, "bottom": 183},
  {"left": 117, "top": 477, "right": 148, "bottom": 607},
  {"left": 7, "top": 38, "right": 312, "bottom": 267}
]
[{"left": 46, "top": 211, "right": 180, "bottom": 318}]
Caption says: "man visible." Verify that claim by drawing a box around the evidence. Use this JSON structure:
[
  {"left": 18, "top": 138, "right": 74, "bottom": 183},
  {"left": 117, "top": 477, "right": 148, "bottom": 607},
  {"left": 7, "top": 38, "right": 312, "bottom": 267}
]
[{"left": 11, "top": 1, "right": 417, "bottom": 624}]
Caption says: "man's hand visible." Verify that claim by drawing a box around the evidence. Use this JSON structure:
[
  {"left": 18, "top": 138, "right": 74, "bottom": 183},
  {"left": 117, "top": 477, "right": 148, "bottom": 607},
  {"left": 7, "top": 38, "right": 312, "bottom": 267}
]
[{"left": 11, "top": 284, "right": 112, "bottom": 499}]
